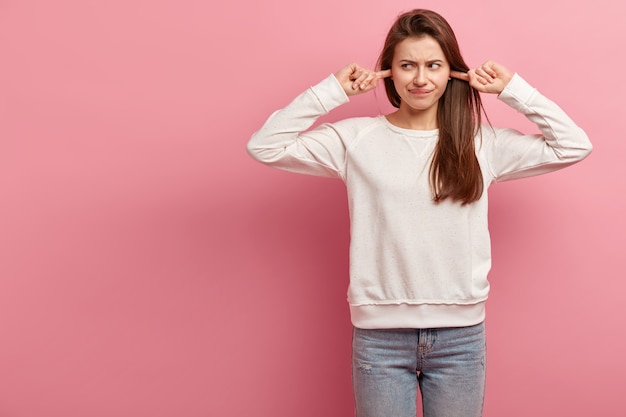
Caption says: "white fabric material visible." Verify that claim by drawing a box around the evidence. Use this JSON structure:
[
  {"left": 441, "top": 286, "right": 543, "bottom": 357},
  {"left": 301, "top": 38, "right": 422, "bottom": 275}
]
[{"left": 247, "top": 73, "right": 592, "bottom": 329}]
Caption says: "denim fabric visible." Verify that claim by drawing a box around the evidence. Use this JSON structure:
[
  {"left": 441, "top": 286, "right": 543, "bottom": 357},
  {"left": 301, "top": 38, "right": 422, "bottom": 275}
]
[{"left": 352, "top": 322, "right": 486, "bottom": 417}]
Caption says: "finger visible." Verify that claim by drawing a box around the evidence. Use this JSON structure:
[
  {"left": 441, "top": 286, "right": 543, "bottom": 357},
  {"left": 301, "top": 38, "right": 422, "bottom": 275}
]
[
  {"left": 474, "top": 68, "right": 493, "bottom": 84},
  {"left": 358, "top": 70, "right": 379, "bottom": 90},
  {"left": 349, "top": 68, "right": 362, "bottom": 82},
  {"left": 377, "top": 69, "right": 392, "bottom": 79},
  {"left": 482, "top": 63, "right": 497, "bottom": 79},
  {"left": 350, "top": 68, "right": 365, "bottom": 89},
  {"left": 354, "top": 71, "right": 370, "bottom": 90},
  {"left": 450, "top": 70, "right": 469, "bottom": 81}
]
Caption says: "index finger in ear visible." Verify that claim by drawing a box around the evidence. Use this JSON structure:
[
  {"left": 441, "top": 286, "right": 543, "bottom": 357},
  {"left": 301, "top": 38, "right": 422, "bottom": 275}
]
[
  {"left": 450, "top": 70, "right": 469, "bottom": 81},
  {"left": 377, "top": 69, "right": 392, "bottom": 79}
]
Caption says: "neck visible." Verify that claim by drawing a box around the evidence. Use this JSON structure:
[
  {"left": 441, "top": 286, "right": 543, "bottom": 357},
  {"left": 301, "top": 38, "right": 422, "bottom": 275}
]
[{"left": 386, "top": 104, "right": 438, "bottom": 130}]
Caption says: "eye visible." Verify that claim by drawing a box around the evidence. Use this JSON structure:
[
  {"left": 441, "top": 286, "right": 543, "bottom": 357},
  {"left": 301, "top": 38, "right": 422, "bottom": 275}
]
[
  {"left": 429, "top": 63, "right": 441, "bottom": 69},
  {"left": 400, "top": 63, "right": 414, "bottom": 70}
]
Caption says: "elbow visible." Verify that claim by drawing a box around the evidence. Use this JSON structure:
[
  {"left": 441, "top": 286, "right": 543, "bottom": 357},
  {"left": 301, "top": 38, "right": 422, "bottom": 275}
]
[
  {"left": 246, "top": 138, "right": 262, "bottom": 162},
  {"left": 246, "top": 132, "right": 271, "bottom": 164},
  {"left": 564, "top": 129, "right": 593, "bottom": 163},
  {"left": 577, "top": 132, "right": 593, "bottom": 161},
  {"left": 246, "top": 134, "right": 284, "bottom": 165},
  {"left": 551, "top": 134, "right": 592, "bottom": 165},
  {"left": 581, "top": 142, "right": 593, "bottom": 160}
]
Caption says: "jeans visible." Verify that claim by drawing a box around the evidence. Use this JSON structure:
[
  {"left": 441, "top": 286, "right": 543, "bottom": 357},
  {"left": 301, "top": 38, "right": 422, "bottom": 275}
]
[{"left": 352, "top": 322, "right": 486, "bottom": 417}]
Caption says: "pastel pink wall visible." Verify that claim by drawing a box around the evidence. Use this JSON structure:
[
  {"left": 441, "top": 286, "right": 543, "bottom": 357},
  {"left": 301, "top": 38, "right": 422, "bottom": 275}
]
[{"left": 0, "top": 0, "right": 623, "bottom": 416}]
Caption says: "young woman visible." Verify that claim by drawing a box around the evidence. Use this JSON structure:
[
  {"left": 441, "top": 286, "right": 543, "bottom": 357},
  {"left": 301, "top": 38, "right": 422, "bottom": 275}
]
[{"left": 247, "top": 9, "right": 592, "bottom": 417}]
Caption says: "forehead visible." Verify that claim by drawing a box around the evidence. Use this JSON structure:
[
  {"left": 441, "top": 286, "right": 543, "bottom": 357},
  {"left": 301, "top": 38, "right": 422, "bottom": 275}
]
[{"left": 393, "top": 35, "right": 446, "bottom": 61}]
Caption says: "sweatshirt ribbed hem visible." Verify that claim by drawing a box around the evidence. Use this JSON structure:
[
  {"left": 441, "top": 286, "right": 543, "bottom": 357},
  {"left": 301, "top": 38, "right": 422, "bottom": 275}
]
[{"left": 350, "top": 301, "right": 486, "bottom": 329}]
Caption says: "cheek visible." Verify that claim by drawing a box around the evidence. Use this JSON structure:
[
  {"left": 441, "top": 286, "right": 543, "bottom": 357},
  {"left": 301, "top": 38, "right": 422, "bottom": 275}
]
[
  {"left": 391, "top": 78, "right": 401, "bottom": 95},
  {"left": 436, "top": 75, "right": 451, "bottom": 91},
  {"left": 438, "top": 72, "right": 451, "bottom": 85},
  {"left": 391, "top": 73, "right": 411, "bottom": 92}
]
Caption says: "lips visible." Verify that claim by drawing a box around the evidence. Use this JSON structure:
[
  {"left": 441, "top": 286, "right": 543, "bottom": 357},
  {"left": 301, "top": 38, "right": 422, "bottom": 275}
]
[{"left": 409, "top": 88, "right": 432, "bottom": 95}]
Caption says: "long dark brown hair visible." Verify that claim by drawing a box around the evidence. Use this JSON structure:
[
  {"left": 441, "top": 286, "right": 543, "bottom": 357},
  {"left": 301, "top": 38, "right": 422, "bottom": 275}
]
[{"left": 377, "top": 9, "right": 484, "bottom": 205}]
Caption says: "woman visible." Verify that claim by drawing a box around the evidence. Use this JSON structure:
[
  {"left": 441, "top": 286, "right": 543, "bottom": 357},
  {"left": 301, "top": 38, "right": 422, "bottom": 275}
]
[{"left": 247, "top": 9, "right": 591, "bottom": 417}]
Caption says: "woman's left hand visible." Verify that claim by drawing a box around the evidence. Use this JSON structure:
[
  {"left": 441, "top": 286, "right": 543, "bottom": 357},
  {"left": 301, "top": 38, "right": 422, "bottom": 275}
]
[{"left": 450, "top": 61, "right": 514, "bottom": 94}]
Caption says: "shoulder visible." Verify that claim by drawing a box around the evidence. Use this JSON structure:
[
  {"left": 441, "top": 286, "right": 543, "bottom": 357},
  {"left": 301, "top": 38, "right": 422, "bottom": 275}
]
[
  {"left": 333, "top": 116, "right": 382, "bottom": 129},
  {"left": 324, "top": 116, "right": 386, "bottom": 136},
  {"left": 322, "top": 116, "right": 388, "bottom": 149}
]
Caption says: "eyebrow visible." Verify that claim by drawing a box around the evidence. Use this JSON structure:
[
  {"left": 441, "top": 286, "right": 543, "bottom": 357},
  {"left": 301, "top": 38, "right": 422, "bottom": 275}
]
[{"left": 398, "top": 59, "right": 445, "bottom": 64}]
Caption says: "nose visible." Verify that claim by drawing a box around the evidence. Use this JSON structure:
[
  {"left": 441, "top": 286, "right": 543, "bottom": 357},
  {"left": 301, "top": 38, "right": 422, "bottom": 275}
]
[{"left": 413, "top": 70, "right": 426, "bottom": 85}]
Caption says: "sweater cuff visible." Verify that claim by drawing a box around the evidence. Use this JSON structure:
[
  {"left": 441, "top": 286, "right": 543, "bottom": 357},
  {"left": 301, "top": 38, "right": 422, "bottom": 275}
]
[
  {"left": 497, "top": 73, "right": 538, "bottom": 111},
  {"left": 310, "top": 74, "right": 350, "bottom": 113}
]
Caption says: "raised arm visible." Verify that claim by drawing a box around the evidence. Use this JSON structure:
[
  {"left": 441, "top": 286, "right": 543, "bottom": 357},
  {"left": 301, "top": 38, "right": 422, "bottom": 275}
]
[
  {"left": 247, "top": 64, "right": 390, "bottom": 178},
  {"left": 454, "top": 60, "right": 592, "bottom": 181}
]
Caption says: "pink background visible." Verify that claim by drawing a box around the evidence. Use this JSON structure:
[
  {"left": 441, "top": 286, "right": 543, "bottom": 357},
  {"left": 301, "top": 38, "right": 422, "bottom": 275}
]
[{"left": 1, "top": 0, "right": 624, "bottom": 416}]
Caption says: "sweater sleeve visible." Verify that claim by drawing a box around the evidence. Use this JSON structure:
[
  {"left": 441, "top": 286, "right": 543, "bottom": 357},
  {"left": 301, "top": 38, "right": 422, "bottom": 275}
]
[
  {"left": 246, "top": 74, "right": 351, "bottom": 179},
  {"left": 484, "top": 73, "right": 593, "bottom": 182}
]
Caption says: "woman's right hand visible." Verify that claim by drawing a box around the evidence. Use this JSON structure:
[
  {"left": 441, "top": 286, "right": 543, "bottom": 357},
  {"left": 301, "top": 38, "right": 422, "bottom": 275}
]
[
  {"left": 334, "top": 63, "right": 392, "bottom": 96},
  {"left": 450, "top": 61, "right": 514, "bottom": 95}
]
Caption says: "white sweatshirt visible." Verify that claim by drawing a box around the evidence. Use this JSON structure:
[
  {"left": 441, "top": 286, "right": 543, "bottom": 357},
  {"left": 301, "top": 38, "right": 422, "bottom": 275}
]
[{"left": 247, "top": 73, "right": 592, "bottom": 329}]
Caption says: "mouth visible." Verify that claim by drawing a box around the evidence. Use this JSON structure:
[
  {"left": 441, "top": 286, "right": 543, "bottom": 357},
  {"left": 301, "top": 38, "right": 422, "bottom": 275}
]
[{"left": 408, "top": 88, "right": 432, "bottom": 96}]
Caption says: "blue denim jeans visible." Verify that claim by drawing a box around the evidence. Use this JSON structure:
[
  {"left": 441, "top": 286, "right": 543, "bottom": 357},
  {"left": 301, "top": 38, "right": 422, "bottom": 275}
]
[{"left": 352, "top": 322, "right": 486, "bottom": 417}]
